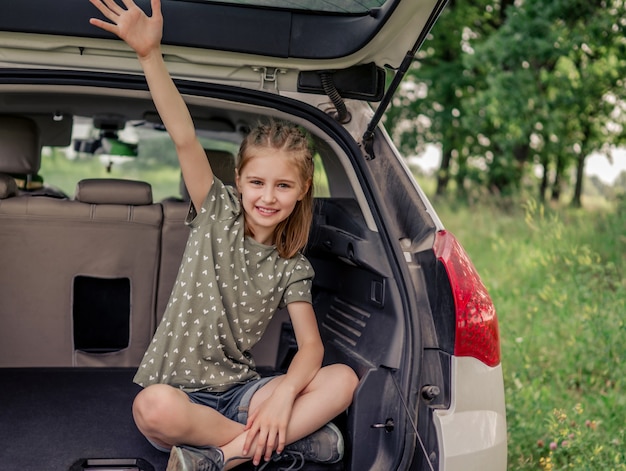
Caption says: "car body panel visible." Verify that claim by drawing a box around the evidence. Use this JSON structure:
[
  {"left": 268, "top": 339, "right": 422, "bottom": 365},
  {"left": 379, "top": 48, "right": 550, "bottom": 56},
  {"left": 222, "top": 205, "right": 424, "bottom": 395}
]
[
  {"left": 0, "top": 0, "right": 446, "bottom": 94},
  {"left": 434, "top": 357, "right": 508, "bottom": 470},
  {"left": 3, "top": 0, "right": 445, "bottom": 63}
]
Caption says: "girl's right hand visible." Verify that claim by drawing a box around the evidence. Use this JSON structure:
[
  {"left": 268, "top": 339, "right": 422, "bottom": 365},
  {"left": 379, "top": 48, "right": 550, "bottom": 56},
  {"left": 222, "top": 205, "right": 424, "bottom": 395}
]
[{"left": 88, "top": 0, "right": 163, "bottom": 60}]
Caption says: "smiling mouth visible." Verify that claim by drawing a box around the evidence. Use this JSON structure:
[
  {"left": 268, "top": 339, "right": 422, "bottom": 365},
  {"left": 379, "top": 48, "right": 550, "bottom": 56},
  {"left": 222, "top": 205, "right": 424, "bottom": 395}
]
[{"left": 256, "top": 206, "right": 279, "bottom": 215}]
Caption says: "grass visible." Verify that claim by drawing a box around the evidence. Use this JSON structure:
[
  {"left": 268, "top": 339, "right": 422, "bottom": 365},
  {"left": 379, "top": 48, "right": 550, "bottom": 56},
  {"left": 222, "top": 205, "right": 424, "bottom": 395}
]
[{"left": 432, "top": 190, "right": 626, "bottom": 470}]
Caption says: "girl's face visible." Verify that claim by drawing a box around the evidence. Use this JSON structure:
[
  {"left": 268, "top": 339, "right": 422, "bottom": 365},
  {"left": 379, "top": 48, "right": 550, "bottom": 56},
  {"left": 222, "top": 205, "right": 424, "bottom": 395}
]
[{"left": 236, "top": 147, "right": 309, "bottom": 245}]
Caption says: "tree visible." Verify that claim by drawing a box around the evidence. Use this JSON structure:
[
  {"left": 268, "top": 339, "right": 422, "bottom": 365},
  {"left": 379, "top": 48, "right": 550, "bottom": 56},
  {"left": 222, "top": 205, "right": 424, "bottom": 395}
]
[
  {"left": 559, "top": 2, "right": 626, "bottom": 206},
  {"left": 387, "top": 0, "right": 626, "bottom": 206},
  {"left": 466, "top": 1, "right": 565, "bottom": 197},
  {"left": 385, "top": 0, "right": 509, "bottom": 196}
]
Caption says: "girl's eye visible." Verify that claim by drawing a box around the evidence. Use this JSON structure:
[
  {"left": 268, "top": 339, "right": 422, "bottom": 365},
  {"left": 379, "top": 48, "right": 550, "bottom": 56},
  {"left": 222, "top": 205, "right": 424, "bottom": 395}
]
[
  {"left": 278, "top": 183, "right": 291, "bottom": 189},
  {"left": 250, "top": 180, "right": 263, "bottom": 186}
]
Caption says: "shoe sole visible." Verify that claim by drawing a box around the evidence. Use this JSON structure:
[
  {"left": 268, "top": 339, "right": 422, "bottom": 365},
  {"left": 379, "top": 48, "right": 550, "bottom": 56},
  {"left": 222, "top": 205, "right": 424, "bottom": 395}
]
[
  {"left": 167, "top": 446, "right": 189, "bottom": 471},
  {"left": 325, "top": 422, "right": 344, "bottom": 464}
]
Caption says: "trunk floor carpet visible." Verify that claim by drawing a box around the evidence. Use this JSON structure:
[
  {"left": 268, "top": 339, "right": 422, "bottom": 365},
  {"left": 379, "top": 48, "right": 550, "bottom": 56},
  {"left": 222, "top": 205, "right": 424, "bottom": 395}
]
[
  {"left": 0, "top": 368, "right": 169, "bottom": 470},
  {"left": 0, "top": 368, "right": 343, "bottom": 471}
]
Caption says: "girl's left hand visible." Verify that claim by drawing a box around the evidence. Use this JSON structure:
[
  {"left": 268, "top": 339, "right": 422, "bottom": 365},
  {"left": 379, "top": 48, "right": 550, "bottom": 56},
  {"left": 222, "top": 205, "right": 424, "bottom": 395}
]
[{"left": 243, "top": 388, "right": 295, "bottom": 466}]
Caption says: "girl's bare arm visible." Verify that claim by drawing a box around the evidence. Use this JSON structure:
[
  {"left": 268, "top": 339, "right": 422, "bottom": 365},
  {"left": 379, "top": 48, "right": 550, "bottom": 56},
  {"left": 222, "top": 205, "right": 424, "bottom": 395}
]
[
  {"left": 243, "top": 301, "right": 324, "bottom": 464},
  {"left": 88, "top": 0, "right": 212, "bottom": 209}
]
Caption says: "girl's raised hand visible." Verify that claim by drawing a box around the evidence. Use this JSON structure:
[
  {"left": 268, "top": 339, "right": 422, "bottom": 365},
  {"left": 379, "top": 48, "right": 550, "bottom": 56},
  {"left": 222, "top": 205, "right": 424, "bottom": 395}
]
[{"left": 88, "top": 0, "right": 163, "bottom": 59}]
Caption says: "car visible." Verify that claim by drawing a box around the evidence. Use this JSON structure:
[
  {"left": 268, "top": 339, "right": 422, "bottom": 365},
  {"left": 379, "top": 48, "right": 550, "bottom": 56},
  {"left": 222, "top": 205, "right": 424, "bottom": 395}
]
[{"left": 0, "top": 1, "right": 507, "bottom": 470}]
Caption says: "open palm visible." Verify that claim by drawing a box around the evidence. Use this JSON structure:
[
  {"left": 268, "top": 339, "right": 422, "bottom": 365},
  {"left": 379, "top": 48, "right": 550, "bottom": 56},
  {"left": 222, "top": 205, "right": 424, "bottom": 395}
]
[{"left": 89, "top": 0, "right": 163, "bottom": 59}]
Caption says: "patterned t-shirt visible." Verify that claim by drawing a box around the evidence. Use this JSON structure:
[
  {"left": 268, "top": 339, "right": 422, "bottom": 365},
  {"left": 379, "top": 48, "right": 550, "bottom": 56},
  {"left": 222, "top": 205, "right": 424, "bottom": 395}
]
[{"left": 134, "top": 178, "right": 315, "bottom": 392}]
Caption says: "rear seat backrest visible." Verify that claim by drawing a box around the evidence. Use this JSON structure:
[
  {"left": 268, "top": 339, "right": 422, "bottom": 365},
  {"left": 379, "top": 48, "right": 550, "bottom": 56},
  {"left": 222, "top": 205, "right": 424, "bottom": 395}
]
[{"left": 0, "top": 177, "right": 162, "bottom": 367}]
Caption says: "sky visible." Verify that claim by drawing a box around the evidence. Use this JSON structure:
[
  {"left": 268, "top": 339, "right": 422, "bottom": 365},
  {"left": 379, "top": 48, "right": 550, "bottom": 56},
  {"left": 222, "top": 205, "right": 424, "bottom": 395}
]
[
  {"left": 409, "top": 145, "right": 626, "bottom": 186},
  {"left": 585, "top": 150, "right": 626, "bottom": 184}
]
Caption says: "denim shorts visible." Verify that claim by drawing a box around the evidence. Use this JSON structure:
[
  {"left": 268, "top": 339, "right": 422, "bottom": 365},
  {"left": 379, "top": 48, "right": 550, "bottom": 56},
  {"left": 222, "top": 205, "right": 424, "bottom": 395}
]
[
  {"left": 187, "top": 375, "right": 276, "bottom": 424},
  {"left": 147, "top": 375, "right": 276, "bottom": 453}
]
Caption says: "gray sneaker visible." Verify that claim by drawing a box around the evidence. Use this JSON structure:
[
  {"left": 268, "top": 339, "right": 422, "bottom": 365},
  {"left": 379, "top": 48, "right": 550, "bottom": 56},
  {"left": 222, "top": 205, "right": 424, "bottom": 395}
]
[
  {"left": 166, "top": 445, "right": 225, "bottom": 471},
  {"left": 284, "top": 422, "right": 344, "bottom": 464}
]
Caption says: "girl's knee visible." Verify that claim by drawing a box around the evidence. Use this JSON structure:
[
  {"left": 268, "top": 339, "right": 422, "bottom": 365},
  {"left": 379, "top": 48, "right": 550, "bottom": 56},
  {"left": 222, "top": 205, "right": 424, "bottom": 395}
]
[
  {"left": 133, "top": 384, "right": 185, "bottom": 431},
  {"left": 324, "top": 364, "right": 359, "bottom": 403},
  {"left": 338, "top": 364, "right": 359, "bottom": 396}
]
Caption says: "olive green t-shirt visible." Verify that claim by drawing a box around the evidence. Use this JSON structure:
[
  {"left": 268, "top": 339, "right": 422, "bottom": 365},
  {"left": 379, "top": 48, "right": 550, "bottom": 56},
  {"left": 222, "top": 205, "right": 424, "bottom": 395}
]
[{"left": 134, "top": 178, "right": 314, "bottom": 392}]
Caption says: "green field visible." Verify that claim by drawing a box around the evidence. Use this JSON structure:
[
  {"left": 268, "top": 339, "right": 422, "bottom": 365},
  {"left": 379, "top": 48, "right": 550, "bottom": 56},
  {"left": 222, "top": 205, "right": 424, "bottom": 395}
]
[{"left": 432, "top": 188, "right": 626, "bottom": 470}]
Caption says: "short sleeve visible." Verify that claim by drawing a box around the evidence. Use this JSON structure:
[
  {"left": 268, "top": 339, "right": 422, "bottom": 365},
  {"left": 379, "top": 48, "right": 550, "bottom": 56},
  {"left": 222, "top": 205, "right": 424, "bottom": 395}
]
[
  {"left": 186, "top": 177, "right": 240, "bottom": 227},
  {"left": 280, "top": 254, "right": 315, "bottom": 307}
]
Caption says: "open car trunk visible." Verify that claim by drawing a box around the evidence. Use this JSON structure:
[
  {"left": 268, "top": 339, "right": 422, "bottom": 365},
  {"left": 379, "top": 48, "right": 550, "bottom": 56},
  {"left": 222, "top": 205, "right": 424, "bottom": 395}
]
[
  {"left": 0, "top": 124, "right": 422, "bottom": 470},
  {"left": 0, "top": 194, "right": 411, "bottom": 469}
]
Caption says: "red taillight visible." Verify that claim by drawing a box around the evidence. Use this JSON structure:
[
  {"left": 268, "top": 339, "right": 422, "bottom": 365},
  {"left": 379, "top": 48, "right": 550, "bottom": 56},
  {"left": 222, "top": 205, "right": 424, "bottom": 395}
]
[{"left": 433, "top": 230, "right": 501, "bottom": 367}]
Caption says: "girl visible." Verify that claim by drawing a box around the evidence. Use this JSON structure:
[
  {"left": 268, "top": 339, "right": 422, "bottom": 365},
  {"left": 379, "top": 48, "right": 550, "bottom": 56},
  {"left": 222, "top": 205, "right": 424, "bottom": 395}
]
[{"left": 88, "top": 1, "right": 359, "bottom": 470}]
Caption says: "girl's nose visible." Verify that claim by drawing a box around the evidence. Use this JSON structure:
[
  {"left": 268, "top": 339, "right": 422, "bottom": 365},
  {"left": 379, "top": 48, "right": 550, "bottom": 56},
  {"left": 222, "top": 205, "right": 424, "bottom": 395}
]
[{"left": 262, "top": 187, "right": 276, "bottom": 203}]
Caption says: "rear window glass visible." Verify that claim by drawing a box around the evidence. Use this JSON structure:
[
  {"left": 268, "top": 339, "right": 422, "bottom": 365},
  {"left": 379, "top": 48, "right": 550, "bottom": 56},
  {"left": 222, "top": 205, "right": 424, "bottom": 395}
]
[
  {"left": 39, "top": 120, "right": 235, "bottom": 202},
  {"left": 38, "top": 116, "right": 330, "bottom": 201}
]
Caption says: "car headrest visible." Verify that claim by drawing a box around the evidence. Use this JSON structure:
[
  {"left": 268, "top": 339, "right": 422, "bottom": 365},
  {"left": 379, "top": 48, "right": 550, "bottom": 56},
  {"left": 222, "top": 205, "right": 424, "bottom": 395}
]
[
  {"left": 0, "top": 115, "right": 42, "bottom": 174},
  {"left": 75, "top": 179, "right": 153, "bottom": 205},
  {"left": 180, "top": 149, "right": 236, "bottom": 201},
  {"left": 0, "top": 173, "right": 18, "bottom": 199}
]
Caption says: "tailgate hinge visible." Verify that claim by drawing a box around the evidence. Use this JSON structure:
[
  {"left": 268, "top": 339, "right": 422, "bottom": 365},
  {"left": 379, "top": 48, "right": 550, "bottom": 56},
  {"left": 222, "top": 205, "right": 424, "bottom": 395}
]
[{"left": 252, "top": 66, "right": 287, "bottom": 92}]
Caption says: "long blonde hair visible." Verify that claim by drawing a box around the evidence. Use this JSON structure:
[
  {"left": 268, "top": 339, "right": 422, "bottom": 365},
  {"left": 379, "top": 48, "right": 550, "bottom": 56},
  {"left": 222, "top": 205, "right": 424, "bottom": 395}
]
[{"left": 237, "top": 120, "right": 314, "bottom": 259}]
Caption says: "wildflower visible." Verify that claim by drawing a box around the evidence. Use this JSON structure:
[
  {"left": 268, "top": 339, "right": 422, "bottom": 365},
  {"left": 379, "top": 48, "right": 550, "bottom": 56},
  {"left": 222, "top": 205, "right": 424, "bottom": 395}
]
[
  {"left": 539, "top": 456, "right": 553, "bottom": 470},
  {"left": 554, "top": 409, "right": 567, "bottom": 422},
  {"left": 537, "top": 439, "right": 545, "bottom": 448},
  {"left": 550, "top": 441, "right": 558, "bottom": 451}
]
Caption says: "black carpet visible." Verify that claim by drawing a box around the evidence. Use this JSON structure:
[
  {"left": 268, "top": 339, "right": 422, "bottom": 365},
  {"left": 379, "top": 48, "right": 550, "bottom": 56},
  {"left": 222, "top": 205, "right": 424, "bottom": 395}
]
[
  {"left": 0, "top": 368, "right": 344, "bottom": 471},
  {"left": 0, "top": 368, "right": 168, "bottom": 471}
]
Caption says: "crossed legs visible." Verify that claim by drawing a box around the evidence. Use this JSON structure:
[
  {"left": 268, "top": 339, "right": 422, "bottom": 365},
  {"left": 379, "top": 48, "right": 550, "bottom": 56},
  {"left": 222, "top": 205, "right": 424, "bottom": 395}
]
[{"left": 132, "top": 364, "right": 358, "bottom": 470}]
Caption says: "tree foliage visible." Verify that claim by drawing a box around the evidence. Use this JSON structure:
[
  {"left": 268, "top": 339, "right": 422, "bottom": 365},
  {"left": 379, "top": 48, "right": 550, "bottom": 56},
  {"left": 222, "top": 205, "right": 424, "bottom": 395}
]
[{"left": 386, "top": 0, "right": 626, "bottom": 205}]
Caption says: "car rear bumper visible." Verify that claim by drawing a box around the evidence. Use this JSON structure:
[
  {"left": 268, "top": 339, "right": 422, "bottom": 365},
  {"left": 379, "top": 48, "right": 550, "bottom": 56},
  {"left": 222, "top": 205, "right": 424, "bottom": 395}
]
[{"left": 433, "top": 357, "right": 507, "bottom": 471}]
